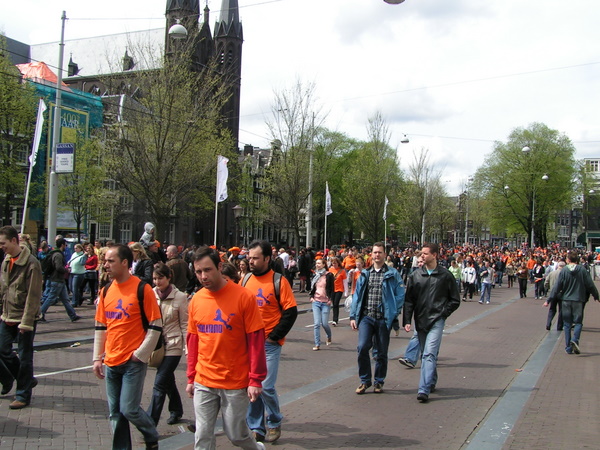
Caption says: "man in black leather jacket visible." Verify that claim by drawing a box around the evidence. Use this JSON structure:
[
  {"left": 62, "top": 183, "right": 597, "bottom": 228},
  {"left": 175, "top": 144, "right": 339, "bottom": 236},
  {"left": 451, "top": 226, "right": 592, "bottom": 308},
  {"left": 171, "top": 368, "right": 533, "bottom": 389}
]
[{"left": 403, "top": 243, "right": 460, "bottom": 403}]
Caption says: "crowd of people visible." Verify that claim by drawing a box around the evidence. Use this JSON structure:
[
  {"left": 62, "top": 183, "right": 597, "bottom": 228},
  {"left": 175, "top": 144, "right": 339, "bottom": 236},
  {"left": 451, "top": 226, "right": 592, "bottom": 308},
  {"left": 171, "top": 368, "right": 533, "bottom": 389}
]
[{"left": 2, "top": 222, "right": 600, "bottom": 448}]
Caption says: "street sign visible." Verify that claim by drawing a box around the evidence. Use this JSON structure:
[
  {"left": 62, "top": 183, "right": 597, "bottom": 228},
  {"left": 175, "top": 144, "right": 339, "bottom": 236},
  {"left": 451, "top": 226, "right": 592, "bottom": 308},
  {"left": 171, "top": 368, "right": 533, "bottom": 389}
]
[{"left": 56, "top": 143, "right": 75, "bottom": 173}]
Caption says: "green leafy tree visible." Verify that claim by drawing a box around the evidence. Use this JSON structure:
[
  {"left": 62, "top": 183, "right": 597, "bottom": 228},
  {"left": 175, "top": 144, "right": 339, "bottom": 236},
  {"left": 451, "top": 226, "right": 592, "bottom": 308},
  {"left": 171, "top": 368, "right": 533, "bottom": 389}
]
[
  {"left": 58, "top": 137, "right": 110, "bottom": 241},
  {"left": 0, "top": 35, "right": 37, "bottom": 225},
  {"left": 474, "top": 123, "right": 576, "bottom": 248},
  {"left": 341, "top": 112, "right": 404, "bottom": 242},
  {"left": 263, "top": 80, "right": 325, "bottom": 247},
  {"left": 102, "top": 42, "right": 234, "bottom": 236}
]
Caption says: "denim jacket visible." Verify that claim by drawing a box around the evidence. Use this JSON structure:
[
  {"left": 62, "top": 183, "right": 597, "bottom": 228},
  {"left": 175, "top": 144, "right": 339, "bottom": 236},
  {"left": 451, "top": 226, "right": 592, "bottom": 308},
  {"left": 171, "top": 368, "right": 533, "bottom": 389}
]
[{"left": 350, "top": 265, "right": 405, "bottom": 330}]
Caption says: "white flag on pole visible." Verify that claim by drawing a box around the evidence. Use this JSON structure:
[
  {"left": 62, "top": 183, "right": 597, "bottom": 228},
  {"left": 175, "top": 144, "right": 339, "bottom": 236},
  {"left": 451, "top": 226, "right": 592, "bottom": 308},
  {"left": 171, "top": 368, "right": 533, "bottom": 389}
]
[
  {"left": 383, "top": 196, "right": 389, "bottom": 221},
  {"left": 216, "top": 155, "right": 229, "bottom": 202},
  {"left": 29, "top": 99, "right": 47, "bottom": 166},
  {"left": 325, "top": 182, "right": 333, "bottom": 216}
]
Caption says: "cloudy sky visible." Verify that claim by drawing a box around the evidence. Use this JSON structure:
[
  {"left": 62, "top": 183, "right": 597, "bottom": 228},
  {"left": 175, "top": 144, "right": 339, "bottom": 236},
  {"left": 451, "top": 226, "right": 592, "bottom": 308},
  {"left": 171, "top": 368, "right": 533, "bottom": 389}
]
[{"left": 3, "top": 0, "right": 599, "bottom": 195}]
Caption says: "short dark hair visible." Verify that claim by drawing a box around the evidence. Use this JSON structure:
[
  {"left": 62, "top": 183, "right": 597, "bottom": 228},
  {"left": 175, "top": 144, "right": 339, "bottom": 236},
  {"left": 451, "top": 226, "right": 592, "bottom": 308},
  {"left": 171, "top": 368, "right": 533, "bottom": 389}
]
[
  {"left": 422, "top": 243, "right": 439, "bottom": 256},
  {"left": 153, "top": 262, "right": 172, "bottom": 279},
  {"left": 372, "top": 242, "right": 386, "bottom": 253},
  {"left": 0, "top": 225, "right": 18, "bottom": 241},
  {"left": 193, "top": 246, "right": 221, "bottom": 269},
  {"left": 248, "top": 240, "right": 272, "bottom": 260},
  {"left": 567, "top": 251, "right": 579, "bottom": 264},
  {"left": 56, "top": 238, "right": 67, "bottom": 249},
  {"left": 114, "top": 244, "right": 134, "bottom": 269}
]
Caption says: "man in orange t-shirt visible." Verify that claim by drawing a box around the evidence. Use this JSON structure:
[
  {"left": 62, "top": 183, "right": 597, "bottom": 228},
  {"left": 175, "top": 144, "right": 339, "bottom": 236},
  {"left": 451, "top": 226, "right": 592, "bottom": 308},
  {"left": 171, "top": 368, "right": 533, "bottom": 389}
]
[
  {"left": 92, "top": 244, "right": 162, "bottom": 450},
  {"left": 186, "top": 246, "right": 266, "bottom": 449},
  {"left": 244, "top": 240, "right": 298, "bottom": 444}
]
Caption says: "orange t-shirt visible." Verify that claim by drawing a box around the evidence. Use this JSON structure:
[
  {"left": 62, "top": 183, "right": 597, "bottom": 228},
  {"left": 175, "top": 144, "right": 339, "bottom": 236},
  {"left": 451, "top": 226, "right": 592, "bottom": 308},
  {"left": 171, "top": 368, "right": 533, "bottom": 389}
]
[
  {"left": 242, "top": 270, "right": 297, "bottom": 345},
  {"left": 342, "top": 255, "right": 356, "bottom": 270},
  {"left": 329, "top": 267, "right": 347, "bottom": 293},
  {"left": 351, "top": 269, "right": 362, "bottom": 294},
  {"left": 95, "top": 276, "right": 162, "bottom": 367},
  {"left": 187, "top": 281, "right": 264, "bottom": 389}
]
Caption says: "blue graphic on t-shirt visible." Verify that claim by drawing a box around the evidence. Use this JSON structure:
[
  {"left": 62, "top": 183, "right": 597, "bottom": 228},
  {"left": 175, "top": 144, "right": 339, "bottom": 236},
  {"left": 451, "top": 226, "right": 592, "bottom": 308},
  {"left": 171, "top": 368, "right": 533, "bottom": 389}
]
[
  {"left": 196, "top": 309, "right": 235, "bottom": 333},
  {"left": 256, "top": 288, "right": 273, "bottom": 306},
  {"left": 105, "top": 299, "right": 133, "bottom": 320}
]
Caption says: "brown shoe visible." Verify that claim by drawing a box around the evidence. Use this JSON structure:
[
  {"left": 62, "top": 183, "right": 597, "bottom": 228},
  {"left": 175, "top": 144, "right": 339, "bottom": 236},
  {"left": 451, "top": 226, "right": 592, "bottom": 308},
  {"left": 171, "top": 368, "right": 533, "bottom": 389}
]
[
  {"left": 265, "top": 426, "right": 281, "bottom": 443},
  {"left": 355, "top": 383, "right": 371, "bottom": 394},
  {"left": 9, "top": 400, "right": 29, "bottom": 410}
]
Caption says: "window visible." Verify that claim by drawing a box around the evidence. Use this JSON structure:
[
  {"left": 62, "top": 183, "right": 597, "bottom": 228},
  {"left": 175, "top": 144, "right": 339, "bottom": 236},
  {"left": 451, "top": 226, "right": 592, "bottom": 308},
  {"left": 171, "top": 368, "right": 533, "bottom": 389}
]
[
  {"left": 98, "top": 222, "right": 111, "bottom": 240},
  {"left": 16, "top": 144, "right": 29, "bottom": 165},
  {"left": 119, "top": 221, "right": 132, "bottom": 243},
  {"left": 119, "top": 194, "right": 133, "bottom": 212},
  {"left": 587, "top": 160, "right": 600, "bottom": 172},
  {"left": 168, "top": 223, "right": 175, "bottom": 244},
  {"left": 12, "top": 207, "right": 24, "bottom": 226}
]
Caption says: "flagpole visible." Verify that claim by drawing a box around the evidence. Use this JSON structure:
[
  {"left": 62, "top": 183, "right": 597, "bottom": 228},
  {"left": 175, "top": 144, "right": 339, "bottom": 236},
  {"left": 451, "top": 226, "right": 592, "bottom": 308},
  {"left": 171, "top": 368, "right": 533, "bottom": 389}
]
[
  {"left": 384, "top": 218, "right": 387, "bottom": 250},
  {"left": 324, "top": 211, "right": 327, "bottom": 256},
  {"left": 214, "top": 155, "right": 229, "bottom": 246},
  {"left": 213, "top": 198, "right": 218, "bottom": 246},
  {"left": 22, "top": 99, "right": 47, "bottom": 234}
]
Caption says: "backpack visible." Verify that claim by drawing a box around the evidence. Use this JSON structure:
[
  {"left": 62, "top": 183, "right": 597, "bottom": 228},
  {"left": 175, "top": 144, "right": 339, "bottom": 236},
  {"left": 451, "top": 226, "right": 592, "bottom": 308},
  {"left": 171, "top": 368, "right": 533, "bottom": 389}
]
[
  {"left": 102, "top": 279, "right": 163, "bottom": 350},
  {"left": 41, "top": 249, "right": 61, "bottom": 276},
  {"left": 241, "top": 271, "right": 283, "bottom": 308}
]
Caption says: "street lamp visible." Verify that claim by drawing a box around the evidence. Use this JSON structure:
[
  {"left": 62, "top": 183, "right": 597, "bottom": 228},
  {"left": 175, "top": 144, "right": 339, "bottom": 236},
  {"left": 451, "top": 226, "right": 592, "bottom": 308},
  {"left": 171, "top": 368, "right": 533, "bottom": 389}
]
[
  {"left": 232, "top": 204, "right": 244, "bottom": 245},
  {"left": 464, "top": 176, "right": 473, "bottom": 245},
  {"left": 168, "top": 19, "right": 188, "bottom": 39},
  {"left": 505, "top": 172, "right": 549, "bottom": 248}
]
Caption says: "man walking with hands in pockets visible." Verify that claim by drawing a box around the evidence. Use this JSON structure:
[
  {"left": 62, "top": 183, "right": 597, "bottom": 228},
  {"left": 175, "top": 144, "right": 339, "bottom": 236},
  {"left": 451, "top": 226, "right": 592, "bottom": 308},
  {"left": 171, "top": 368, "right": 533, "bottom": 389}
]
[{"left": 403, "top": 243, "right": 460, "bottom": 403}]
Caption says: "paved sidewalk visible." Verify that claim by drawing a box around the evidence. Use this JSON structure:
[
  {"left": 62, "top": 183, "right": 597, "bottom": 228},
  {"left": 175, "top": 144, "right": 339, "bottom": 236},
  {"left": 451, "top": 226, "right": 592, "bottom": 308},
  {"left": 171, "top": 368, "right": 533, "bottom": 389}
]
[{"left": 2, "top": 283, "right": 599, "bottom": 449}]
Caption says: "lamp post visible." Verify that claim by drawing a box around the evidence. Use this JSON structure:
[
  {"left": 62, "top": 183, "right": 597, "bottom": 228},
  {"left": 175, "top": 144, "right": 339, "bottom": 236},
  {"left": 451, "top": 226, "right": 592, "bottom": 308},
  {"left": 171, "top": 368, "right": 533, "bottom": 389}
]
[
  {"left": 47, "top": 11, "right": 67, "bottom": 245},
  {"left": 232, "top": 204, "right": 244, "bottom": 246},
  {"left": 504, "top": 171, "right": 549, "bottom": 248},
  {"left": 464, "top": 176, "right": 473, "bottom": 245}
]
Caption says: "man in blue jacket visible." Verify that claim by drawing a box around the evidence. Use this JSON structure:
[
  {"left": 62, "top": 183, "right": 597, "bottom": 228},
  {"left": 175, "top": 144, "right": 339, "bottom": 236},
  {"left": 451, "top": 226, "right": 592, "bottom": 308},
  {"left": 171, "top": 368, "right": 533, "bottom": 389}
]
[
  {"left": 403, "top": 243, "right": 460, "bottom": 403},
  {"left": 350, "top": 242, "right": 405, "bottom": 395}
]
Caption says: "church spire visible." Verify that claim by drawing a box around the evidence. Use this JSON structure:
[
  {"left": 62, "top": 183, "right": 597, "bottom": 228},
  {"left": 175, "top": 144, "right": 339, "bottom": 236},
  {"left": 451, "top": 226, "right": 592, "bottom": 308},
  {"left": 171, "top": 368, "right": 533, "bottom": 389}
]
[{"left": 214, "top": 0, "right": 242, "bottom": 39}]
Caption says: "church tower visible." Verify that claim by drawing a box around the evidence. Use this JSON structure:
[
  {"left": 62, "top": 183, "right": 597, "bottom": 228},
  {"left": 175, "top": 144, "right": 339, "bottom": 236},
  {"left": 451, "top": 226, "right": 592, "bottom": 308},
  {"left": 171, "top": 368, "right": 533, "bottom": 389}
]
[
  {"left": 165, "top": 0, "right": 200, "bottom": 60},
  {"left": 213, "top": 0, "right": 243, "bottom": 148}
]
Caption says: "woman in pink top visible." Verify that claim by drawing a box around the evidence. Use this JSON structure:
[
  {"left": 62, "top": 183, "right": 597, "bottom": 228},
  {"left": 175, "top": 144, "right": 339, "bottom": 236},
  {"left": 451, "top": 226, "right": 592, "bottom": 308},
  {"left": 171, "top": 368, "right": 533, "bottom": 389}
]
[{"left": 309, "top": 258, "right": 334, "bottom": 351}]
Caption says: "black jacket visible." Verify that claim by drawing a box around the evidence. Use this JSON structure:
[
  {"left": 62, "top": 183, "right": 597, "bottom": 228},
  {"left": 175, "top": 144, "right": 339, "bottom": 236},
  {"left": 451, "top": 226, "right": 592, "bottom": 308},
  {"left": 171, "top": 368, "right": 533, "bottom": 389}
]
[
  {"left": 403, "top": 264, "right": 461, "bottom": 333},
  {"left": 134, "top": 259, "right": 154, "bottom": 286}
]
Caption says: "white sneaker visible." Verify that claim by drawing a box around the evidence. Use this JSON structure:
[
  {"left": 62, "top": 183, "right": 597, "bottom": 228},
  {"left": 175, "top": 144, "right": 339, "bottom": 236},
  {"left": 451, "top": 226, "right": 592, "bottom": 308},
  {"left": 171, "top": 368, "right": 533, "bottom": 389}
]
[{"left": 256, "top": 442, "right": 266, "bottom": 450}]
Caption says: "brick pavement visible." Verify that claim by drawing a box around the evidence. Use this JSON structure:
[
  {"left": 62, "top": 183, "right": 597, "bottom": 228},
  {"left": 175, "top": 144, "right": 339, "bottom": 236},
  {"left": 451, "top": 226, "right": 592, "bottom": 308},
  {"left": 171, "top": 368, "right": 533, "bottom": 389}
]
[{"left": 2, "top": 283, "right": 600, "bottom": 449}]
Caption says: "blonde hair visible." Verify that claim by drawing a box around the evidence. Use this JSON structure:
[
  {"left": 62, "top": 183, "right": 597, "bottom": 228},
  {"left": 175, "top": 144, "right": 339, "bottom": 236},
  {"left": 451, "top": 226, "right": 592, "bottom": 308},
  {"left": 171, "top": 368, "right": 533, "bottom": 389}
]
[{"left": 129, "top": 242, "right": 150, "bottom": 260}]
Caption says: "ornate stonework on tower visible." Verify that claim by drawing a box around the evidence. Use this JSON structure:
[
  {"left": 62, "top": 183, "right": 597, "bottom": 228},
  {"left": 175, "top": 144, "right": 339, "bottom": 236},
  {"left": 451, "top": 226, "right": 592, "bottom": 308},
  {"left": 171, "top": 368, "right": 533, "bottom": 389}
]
[
  {"left": 214, "top": 0, "right": 243, "bottom": 148},
  {"left": 164, "top": 0, "right": 243, "bottom": 149}
]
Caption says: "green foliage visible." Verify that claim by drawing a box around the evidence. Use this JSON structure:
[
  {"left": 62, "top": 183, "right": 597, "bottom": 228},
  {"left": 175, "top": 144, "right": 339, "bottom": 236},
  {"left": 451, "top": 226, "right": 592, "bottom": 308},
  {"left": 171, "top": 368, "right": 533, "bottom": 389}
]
[
  {"left": 102, "top": 42, "right": 234, "bottom": 235},
  {"left": 58, "top": 137, "right": 110, "bottom": 240},
  {"left": 474, "top": 122, "right": 576, "bottom": 247},
  {"left": 0, "top": 35, "right": 37, "bottom": 225},
  {"left": 340, "top": 112, "right": 404, "bottom": 242}
]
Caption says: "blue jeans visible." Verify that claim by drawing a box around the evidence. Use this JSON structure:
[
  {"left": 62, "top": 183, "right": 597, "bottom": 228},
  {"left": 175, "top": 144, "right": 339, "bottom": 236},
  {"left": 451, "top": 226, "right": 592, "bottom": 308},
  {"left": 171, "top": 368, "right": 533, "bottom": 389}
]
[
  {"left": 562, "top": 301, "right": 584, "bottom": 353},
  {"left": 0, "top": 321, "right": 36, "bottom": 404},
  {"left": 247, "top": 341, "right": 282, "bottom": 435},
  {"left": 71, "top": 273, "right": 84, "bottom": 307},
  {"left": 357, "top": 315, "right": 390, "bottom": 386},
  {"left": 312, "top": 301, "right": 332, "bottom": 347},
  {"left": 480, "top": 283, "right": 491, "bottom": 303},
  {"left": 105, "top": 359, "right": 158, "bottom": 448},
  {"left": 417, "top": 318, "right": 445, "bottom": 395},
  {"left": 40, "top": 281, "right": 78, "bottom": 320},
  {"left": 147, "top": 355, "right": 183, "bottom": 425},
  {"left": 495, "top": 271, "right": 503, "bottom": 286},
  {"left": 404, "top": 331, "right": 420, "bottom": 364}
]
